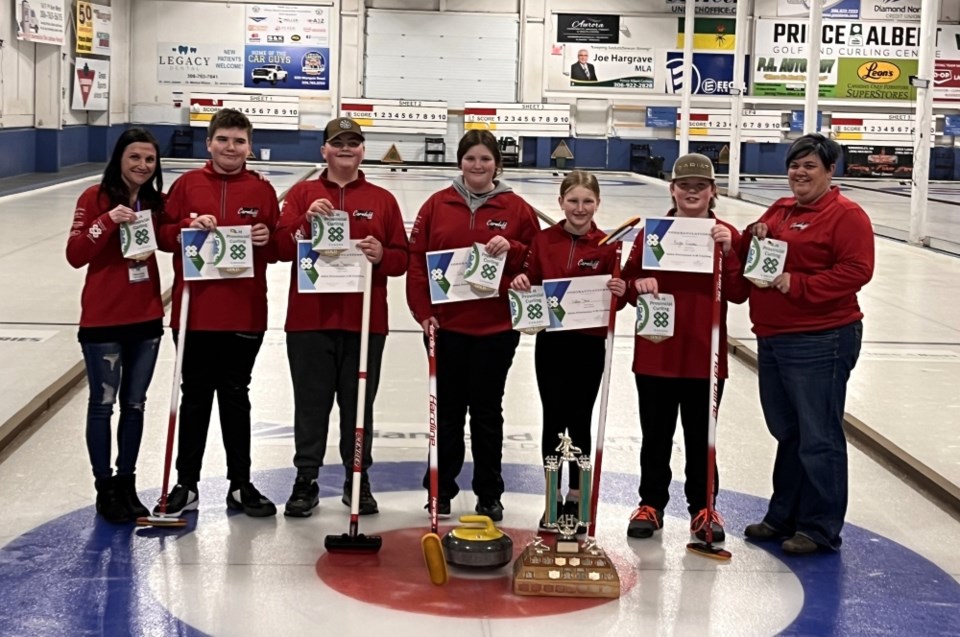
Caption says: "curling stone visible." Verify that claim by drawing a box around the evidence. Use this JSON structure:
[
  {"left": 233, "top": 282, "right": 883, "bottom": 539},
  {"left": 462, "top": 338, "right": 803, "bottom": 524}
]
[{"left": 442, "top": 515, "right": 513, "bottom": 569}]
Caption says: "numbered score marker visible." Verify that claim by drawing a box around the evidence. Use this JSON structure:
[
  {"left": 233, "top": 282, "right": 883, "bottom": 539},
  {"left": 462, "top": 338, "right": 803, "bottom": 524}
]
[
  {"left": 338, "top": 98, "right": 448, "bottom": 134},
  {"left": 676, "top": 109, "right": 786, "bottom": 142},
  {"left": 828, "top": 114, "right": 938, "bottom": 143},
  {"left": 189, "top": 93, "right": 299, "bottom": 131},
  {"left": 464, "top": 103, "right": 571, "bottom": 137}
]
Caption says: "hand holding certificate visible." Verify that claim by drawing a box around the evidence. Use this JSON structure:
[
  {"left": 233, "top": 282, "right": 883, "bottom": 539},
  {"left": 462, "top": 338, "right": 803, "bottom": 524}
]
[
  {"left": 181, "top": 226, "right": 254, "bottom": 280},
  {"left": 542, "top": 274, "right": 611, "bottom": 331},
  {"left": 426, "top": 243, "right": 504, "bottom": 304},
  {"left": 297, "top": 240, "right": 366, "bottom": 293},
  {"left": 642, "top": 216, "right": 716, "bottom": 273}
]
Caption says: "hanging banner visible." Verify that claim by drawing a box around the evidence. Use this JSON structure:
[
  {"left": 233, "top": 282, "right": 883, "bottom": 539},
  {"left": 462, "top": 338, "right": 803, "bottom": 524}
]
[
  {"left": 244, "top": 45, "right": 329, "bottom": 90},
  {"left": 245, "top": 4, "right": 330, "bottom": 46},
  {"left": 677, "top": 18, "right": 736, "bottom": 51},
  {"left": 72, "top": 57, "right": 109, "bottom": 111},
  {"left": 664, "top": 52, "right": 749, "bottom": 95},
  {"left": 753, "top": 19, "right": 921, "bottom": 99},
  {"left": 842, "top": 145, "right": 913, "bottom": 178},
  {"left": 860, "top": 0, "right": 922, "bottom": 22},
  {"left": 15, "top": 0, "right": 65, "bottom": 45},
  {"left": 775, "top": 0, "right": 860, "bottom": 19},
  {"left": 76, "top": 1, "right": 111, "bottom": 56},
  {"left": 661, "top": 0, "right": 739, "bottom": 15},
  {"left": 557, "top": 14, "right": 620, "bottom": 44},
  {"left": 157, "top": 43, "right": 244, "bottom": 86}
]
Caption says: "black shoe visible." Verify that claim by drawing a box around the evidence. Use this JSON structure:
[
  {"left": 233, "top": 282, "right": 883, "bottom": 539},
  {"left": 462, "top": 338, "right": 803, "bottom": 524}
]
[
  {"left": 153, "top": 483, "right": 198, "bottom": 517},
  {"left": 284, "top": 476, "right": 319, "bottom": 518},
  {"left": 627, "top": 504, "right": 663, "bottom": 539},
  {"left": 342, "top": 479, "right": 379, "bottom": 515},
  {"left": 424, "top": 497, "right": 451, "bottom": 519},
  {"left": 476, "top": 497, "right": 504, "bottom": 522},
  {"left": 95, "top": 476, "right": 132, "bottom": 524},
  {"left": 690, "top": 508, "right": 726, "bottom": 543},
  {"left": 782, "top": 533, "right": 819, "bottom": 554},
  {"left": 226, "top": 482, "right": 277, "bottom": 518},
  {"left": 562, "top": 499, "right": 588, "bottom": 535},
  {"left": 114, "top": 473, "right": 149, "bottom": 519},
  {"left": 744, "top": 521, "right": 783, "bottom": 540}
]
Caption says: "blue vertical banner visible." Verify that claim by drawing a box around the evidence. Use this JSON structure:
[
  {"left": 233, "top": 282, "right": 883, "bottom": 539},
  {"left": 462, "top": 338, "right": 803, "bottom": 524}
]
[
  {"left": 244, "top": 46, "right": 329, "bottom": 90},
  {"left": 664, "top": 52, "right": 749, "bottom": 95}
]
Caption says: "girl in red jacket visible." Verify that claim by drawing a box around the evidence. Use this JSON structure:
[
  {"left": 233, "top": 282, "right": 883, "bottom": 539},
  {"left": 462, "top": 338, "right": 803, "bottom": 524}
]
[
  {"left": 406, "top": 130, "right": 540, "bottom": 521},
  {"left": 66, "top": 128, "right": 165, "bottom": 523},
  {"left": 621, "top": 154, "right": 741, "bottom": 543},
  {"left": 509, "top": 170, "right": 625, "bottom": 529}
]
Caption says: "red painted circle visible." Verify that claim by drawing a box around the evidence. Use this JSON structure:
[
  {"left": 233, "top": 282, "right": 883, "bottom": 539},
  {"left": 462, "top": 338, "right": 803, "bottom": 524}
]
[{"left": 316, "top": 526, "right": 638, "bottom": 618}]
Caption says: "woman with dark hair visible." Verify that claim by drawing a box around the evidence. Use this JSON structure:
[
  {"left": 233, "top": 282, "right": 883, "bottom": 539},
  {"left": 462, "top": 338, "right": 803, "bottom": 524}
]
[
  {"left": 406, "top": 129, "right": 540, "bottom": 521},
  {"left": 509, "top": 170, "right": 625, "bottom": 530},
  {"left": 66, "top": 128, "right": 165, "bottom": 523},
  {"left": 732, "top": 133, "right": 874, "bottom": 553}
]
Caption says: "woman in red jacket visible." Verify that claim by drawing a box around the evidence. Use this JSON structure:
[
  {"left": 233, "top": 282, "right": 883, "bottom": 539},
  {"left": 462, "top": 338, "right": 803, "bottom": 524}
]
[
  {"left": 621, "top": 154, "right": 740, "bottom": 543},
  {"left": 406, "top": 130, "right": 540, "bottom": 521},
  {"left": 509, "top": 170, "right": 625, "bottom": 529},
  {"left": 66, "top": 128, "right": 165, "bottom": 523},
  {"left": 735, "top": 134, "right": 874, "bottom": 554}
]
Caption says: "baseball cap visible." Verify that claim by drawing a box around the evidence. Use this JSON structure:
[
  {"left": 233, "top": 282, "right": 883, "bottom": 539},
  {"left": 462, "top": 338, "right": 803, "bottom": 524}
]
[
  {"left": 324, "top": 117, "right": 365, "bottom": 143},
  {"left": 671, "top": 153, "right": 715, "bottom": 181}
]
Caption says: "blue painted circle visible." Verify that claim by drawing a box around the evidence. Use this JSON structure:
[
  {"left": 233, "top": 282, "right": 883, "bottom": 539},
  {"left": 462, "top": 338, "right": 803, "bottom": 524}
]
[{"left": 0, "top": 462, "right": 957, "bottom": 636}]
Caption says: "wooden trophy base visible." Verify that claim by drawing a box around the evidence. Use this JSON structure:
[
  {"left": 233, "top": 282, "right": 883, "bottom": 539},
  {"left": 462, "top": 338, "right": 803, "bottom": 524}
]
[{"left": 512, "top": 537, "right": 620, "bottom": 598}]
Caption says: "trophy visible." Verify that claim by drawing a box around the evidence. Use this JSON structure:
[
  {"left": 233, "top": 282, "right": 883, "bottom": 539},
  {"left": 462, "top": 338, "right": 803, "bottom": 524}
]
[{"left": 512, "top": 434, "right": 620, "bottom": 599}]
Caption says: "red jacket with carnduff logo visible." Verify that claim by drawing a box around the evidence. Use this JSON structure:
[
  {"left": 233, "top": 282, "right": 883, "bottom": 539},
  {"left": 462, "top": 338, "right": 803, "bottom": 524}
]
[
  {"left": 66, "top": 185, "right": 164, "bottom": 328},
  {"left": 521, "top": 221, "right": 619, "bottom": 338},
  {"left": 274, "top": 170, "right": 408, "bottom": 334},
  {"left": 406, "top": 185, "right": 540, "bottom": 336},
  {"left": 157, "top": 162, "right": 280, "bottom": 332}
]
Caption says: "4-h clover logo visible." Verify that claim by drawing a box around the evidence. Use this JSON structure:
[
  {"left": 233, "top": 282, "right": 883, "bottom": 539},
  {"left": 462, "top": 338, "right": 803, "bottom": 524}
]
[
  {"left": 328, "top": 227, "right": 345, "bottom": 242},
  {"left": 300, "top": 257, "right": 313, "bottom": 271},
  {"left": 135, "top": 229, "right": 150, "bottom": 245},
  {"left": 646, "top": 232, "right": 665, "bottom": 261},
  {"left": 186, "top": 245, "right": 199, "bottom": 258},
  {"left": 646, "top": 233, "right": 660, "bottom": 247},
  {"left": 548, "top": 296, "right": 559, "bottom": 309},
  {"left": 480, "top": 264, "right": 498, "bottom": 280},
  {"left": 527, "top": 303, "right": 543, "bottom": 320},
  {"left": 431, "top": 267, "right": 451, "bottom": 294},
  {"left": 762, "top": 257, "right": 779, "bottom": 274},
  {"left": 230, "top": 244, "right": 246, "bottom": 260},
  {"left": 547, "top": 295, "right": 565, "bottom": 321},
  {"left": 89, "top": 225, "right": 103, "bottom": 239},
  {"left": 653, "top": 311, "right": 670, "bottom": 328}
]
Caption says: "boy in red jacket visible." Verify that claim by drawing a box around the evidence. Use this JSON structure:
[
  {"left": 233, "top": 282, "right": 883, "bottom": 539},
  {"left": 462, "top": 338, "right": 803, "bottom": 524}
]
[
  {"left": 274, "top": 118, "right": 408, "bottom": 518},
  {"left": 155, "top": 108, "right": 281, "bottom": 518}
]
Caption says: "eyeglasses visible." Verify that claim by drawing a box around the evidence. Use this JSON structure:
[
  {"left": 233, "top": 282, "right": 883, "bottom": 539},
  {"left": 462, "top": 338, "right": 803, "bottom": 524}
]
[{"left": 328, "top": 139, "right": 363, "bottom": 149}]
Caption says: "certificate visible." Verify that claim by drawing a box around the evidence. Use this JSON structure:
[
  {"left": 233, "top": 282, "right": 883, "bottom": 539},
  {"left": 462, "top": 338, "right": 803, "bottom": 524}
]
[
  {"left": 641, "top": 216, "right": 715, "bottom": 274},
  {"left": 542, "top": 274, "right": 611, "bottom": 331},
  {"left": 181, "top": 227, "right": 254, "bottom": 281},
  {"left": 297, "top": 240, "right": 365, "bottom": 293},
  {"left": 462, "top": 242, "right": 506, "bottom": 293},
  {"left": 426, "top": 247, "right": 500, "bottom": 304}
]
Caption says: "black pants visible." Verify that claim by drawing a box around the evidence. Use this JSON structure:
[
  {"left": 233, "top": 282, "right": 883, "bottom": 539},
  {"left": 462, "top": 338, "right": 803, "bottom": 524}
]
[
  {"left": 286, "top": 330, "right": 386, "bottom": 481},
  {"left": 535, "top": 330, "right": 606, "bottom": 490},
  {"left": 423, "top": 329, "right": 520, "bottom": 501},
  {"left": 635, "top": 374, "right": 725, "bottom": 515},
  {"left": 175, "top": 330, "right": 264, "bottom": 486}
]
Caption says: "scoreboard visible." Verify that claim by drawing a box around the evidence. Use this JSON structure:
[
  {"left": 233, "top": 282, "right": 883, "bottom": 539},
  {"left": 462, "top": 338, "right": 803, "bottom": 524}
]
[
  {"left": 464, "top": 103, "right": 571, "bottom": 138},
  {"left": 189, "top": 94, "right": 300, "bottom": 131},
  {"left": 338, "top": 98, "right": 448, "bottom": 134}
]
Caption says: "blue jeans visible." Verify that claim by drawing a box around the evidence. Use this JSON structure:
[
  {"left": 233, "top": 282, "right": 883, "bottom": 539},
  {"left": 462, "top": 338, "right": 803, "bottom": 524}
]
[
  {"left": 757, "top": 321, "right": 862, "bottom": 550},
  {"left": 81, "top": 338, "right": 161, "bottom": 479}
]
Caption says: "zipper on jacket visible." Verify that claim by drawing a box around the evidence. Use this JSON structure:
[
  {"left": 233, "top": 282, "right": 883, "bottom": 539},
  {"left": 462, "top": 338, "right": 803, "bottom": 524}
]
[
  {"left": 220, "top": 179, "right": 227, "bottom": 220},
  {"left": 566, "top": 235, "right": 579, "bottom": 269}
]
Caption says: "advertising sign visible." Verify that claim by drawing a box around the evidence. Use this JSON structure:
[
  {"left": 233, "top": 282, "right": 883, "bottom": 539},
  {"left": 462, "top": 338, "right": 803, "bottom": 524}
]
[
  {"left": 557, "top": 14, "right": 620, "bottom": 44},
  {"left": 776, "top": 0, "right": 860, "bottom": 19},
  {"left": 842, "top": 145, "right": 913, "bottom": 178},
  {"left": 76, "top": 1, "right": 110, "bottom": 56},
  {"left": 15, "top": 0, "right": 65, "bottom": 45},
  {"left": 661, "top": 0, "right": 739, "bottom": 15},
  {"left": 244, "top": 45, "right": 330, "bottom": 90},
  {"left": 245, "top": 4, "right": 330, "bottom": 46},
  {"left": 860, "top": 0, "right": 921, "bottom": 22},
  {"left": 157, "top": 43, "right": 244, "bottom": 86},
  {"left": 664, "top": 52, "right": 748, "bottom": 95},
  {"left": 753, "top": 18, "right": 921, "bottom": 99},
  {"left": 565, "top": 46, "right": 656, "bottom": 89},
  {"left": 72, "top": 57, "right": 109, "bottom": 111}
]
